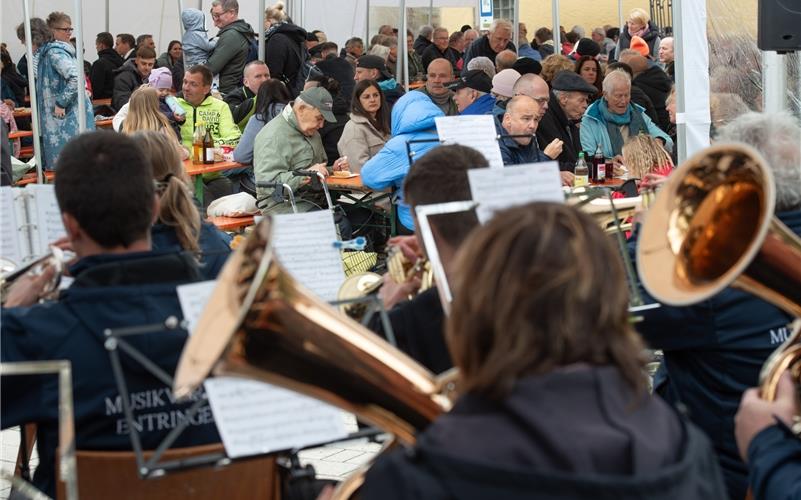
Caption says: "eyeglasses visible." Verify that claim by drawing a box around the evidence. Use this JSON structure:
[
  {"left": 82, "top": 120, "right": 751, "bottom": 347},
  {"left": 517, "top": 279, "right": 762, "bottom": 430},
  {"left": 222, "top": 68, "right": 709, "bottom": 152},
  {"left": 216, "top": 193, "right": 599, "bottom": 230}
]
[
  {"left": 54, "top": 27, "right": 74, "bottom": 33},
  {"left": 211, "top": 9, "right": 231, "bottom": 20},
  {"left": 515, "top": 93, "right": 549, "bottom": 105}
]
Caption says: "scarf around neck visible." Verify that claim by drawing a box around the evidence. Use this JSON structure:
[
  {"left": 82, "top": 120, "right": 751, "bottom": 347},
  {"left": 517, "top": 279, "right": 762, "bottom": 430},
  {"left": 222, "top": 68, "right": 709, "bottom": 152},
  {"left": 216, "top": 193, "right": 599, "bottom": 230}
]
[{"left": 599, "top": 99, "right": 647, "bottom": 155}]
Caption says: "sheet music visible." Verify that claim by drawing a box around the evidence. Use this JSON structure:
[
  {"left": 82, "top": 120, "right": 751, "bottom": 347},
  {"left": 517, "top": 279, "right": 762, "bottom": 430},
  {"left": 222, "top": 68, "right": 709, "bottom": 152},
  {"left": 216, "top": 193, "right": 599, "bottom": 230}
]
[
  {"left": 203, "top": 377, "right": 348, "bottom": 458},
  {"left": 435, "top": 115, "right": 505, "bottom": 169},
  {"left": 469, "top": 162, "right": 564, "bottom": 223},
  {"left": 177, "top": 279, "right": 348, "bottom": 459},
  {"left": 271, "top": 210, "right": 345, "bottom": 302},
  {"left": 27, "top": 184, "right": 66, "bottom": 257},
  {"left": 176, "top": 280, "right": 218, "bottom": 334},
  {"left": 0, "top": 187, "right": 24, "bottom": 267}
]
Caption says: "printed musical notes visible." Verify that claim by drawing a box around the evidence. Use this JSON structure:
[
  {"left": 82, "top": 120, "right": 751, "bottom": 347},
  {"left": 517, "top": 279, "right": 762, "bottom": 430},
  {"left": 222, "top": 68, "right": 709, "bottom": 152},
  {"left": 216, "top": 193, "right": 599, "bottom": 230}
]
[
  {"left": 176, "top": 280, "right": 218, "bottom": 334},
  {"left": 28, "top": 184, "right": 66, "bottom": 254},
  {"left": 435, "top": 115, "right": 505, "bottom": 169},
  {"left": 0, "top": 187, "right": 23, "bottom": 266},
  {"left": 271, "top": 210, "right": 346, "bottom": 302},
  {"left": 0, "top": 184, "right": 66, "bottom": 265},
  {"left": 468, "top": 162, "right": 564, "bottom": 223}
]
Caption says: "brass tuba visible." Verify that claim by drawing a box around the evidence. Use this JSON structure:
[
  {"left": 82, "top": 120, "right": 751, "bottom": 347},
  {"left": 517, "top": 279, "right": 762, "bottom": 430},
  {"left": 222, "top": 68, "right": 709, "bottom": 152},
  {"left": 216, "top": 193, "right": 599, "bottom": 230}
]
[
  {"left": 173, "top": 218, "right": 453, "bottom": 497},
  {"left": 637, "top": 143, "right": 801, "bottom": 404}
]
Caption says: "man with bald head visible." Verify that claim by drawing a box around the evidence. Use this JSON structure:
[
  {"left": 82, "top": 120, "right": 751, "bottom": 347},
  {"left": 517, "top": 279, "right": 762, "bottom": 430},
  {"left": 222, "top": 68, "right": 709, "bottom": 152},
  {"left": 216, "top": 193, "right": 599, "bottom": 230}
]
[
  {"left": 512, "top": 73, "right": 550, "bottom": 120},
  {"left": 463, "top": 19, "right": 516, "bottom": 67},
  {"left": 225, "top": 60, "right": 271, "bottom": 130},
  {"left": 619, "top": 49, "right": 672, "bottom": 131},
  {"left": 415, "top": 58, "right": 458, "bottom": 116},
  {"left": 495, "top": 49, "right": 517, "bottom": 72},
  {"left": 659, "top": 37, "right": 674, "bottom": 80}
]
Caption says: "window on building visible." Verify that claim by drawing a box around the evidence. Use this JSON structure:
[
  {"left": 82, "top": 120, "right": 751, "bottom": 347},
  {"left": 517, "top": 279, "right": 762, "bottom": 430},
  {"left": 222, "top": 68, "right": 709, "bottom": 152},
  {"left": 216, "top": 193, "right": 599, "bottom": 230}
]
[{"left": 493, "top": 0, "right": 513, "bottom": 22}]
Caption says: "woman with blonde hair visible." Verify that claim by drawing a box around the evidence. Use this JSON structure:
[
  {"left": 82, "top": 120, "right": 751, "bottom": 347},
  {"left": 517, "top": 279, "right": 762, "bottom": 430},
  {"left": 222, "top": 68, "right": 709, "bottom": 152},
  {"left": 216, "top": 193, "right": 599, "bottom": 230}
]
[
  {"left": 264, "top": 1, "right": 307, "bottom": 97},
  {"left": 621, "top": 134, "right": 674, "bottom": 181},
  {"left": 122, "top": 86, "right": 189, "bottom": 159},
  {"left": 130, "top": 130, "right": 231, "bottom": 279},
  {"left": 615, "top": 7, "right": 661, "bottom": 60},
  {"left": 362, "top": 202, "right": 727, "bottom": 499}
]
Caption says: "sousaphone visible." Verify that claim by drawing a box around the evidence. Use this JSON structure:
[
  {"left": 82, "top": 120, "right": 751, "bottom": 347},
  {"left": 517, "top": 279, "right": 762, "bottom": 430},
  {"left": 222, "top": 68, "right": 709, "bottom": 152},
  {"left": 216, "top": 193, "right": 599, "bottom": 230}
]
[{"left": 637, "top": 143, "right": 801, "bottom": 404}]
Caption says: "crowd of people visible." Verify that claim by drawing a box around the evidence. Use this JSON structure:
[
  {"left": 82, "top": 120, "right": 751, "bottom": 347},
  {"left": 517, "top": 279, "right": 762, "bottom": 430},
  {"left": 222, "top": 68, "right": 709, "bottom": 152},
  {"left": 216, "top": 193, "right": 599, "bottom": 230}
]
[{"left": 2, "top": 1, "right": 800, "bottom": 499}]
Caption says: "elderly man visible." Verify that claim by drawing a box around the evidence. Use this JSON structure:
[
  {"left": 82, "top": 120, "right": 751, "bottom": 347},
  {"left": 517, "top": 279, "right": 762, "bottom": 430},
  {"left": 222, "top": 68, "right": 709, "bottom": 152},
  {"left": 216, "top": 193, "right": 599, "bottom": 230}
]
[
  {"left": 659, "top": 36, "right": 675, "bottom": 80},
  {"left": 177, "top": 65, "right": 241, "bottom": 150},
  {"left": 591, "top": 27, "right": 616, "bottom": 57},
  {"left": 619, "top": 49, "right": 672, "bottom": 132},
  {"left": 207, "top": 0, "right": 255, "bottom": 96},
  {"left": 512, "top": 73, "right": 551, "bottom": 120},
  {"left": 447, "top": 69, "right": 495, "bottom": 115},
  {"left": 355, "top": 55, "right": 404, "bottom": 108},
  {"left": 413, "top": 25, "right": 434, "bottom": 56},
  {"left": 224, "top": 61, "right": 271, "bottom": 130},
  {"left": 253, "top": 87, "right": 349, "bottom": 214},
  {"left": 343, "top": 37, "right": 364, "bottom": 67},
  {"left": 463, "top": 28, "right": 479, "bottom": 49},
  {"left": 631, "top": 112, "right": 801, "bottom": 500},
  {"left": 581, "top": 70, "right": 672, "bottom": 162},
  {"left": 421, "top": 27, "right": 459, "bottom": 73},
  {"left": 415, "top": 58, "right": 458, "bottom": 116},
  {"left": 111, "top": 45, "right": 155, "bottom": 111},
  {"left": 494, "top": 49, "right": 517, "bottom": 72},
  {"left": 537, "top": 71, "right": 598, "bottom": 171},
  {"left": 463, "top": 19, "right": 516, "bottom": 67}
]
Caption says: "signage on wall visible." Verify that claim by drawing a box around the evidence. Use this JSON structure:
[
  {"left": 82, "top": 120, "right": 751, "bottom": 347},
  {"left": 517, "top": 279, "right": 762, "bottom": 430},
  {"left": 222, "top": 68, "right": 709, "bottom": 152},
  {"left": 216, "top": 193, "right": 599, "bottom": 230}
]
[{"left": 479, "top": 0, "right": 493, "bottom": 30}]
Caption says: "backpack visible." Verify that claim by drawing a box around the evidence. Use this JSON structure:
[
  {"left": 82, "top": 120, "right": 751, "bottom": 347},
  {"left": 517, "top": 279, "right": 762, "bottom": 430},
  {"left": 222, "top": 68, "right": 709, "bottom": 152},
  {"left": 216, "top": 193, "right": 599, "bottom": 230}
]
[
  {"left": 287, "top": 44, "right": 317, "bottom": 97},
  {"left": 245, "top": 36, "right": 259, "bottom": 64}
]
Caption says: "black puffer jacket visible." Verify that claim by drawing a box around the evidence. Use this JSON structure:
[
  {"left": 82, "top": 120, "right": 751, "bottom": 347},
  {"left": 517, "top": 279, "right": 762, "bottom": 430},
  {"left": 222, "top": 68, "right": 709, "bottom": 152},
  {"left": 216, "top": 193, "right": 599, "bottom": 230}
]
[
  {"left": 633, "top": 64, "right": 673, "bottom": 132},
  {"left": 91, "top": 47, "right": 124, "bottom": 100},
  {"left": 111, "top": 59, "right": 146, "bottom": 112},
  {"left": 265, "top": 22, "right": 308, "bottom": 98}
]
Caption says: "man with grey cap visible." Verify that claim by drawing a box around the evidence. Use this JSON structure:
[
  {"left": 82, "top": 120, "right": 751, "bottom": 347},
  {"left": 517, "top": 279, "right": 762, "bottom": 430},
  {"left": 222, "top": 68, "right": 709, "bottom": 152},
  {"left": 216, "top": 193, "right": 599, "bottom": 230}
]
[
  {"left": 536, "top": 70, "right": 598, "bottom": 171},
  {"left": 355, "top": 54, "right": 405, "bottom": 108},
  {"left": 253, "top": 86, "right": 350, "bottom": 214}
]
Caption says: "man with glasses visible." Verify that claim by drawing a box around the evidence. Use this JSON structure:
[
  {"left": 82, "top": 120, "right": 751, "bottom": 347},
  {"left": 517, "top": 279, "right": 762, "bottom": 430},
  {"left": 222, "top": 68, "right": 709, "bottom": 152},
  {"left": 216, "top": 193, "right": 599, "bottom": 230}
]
[
  {"left": 463, "top": 19, "right": 516, "bottom": 68},
  {"left": 537, "top": 71, "right": 598, "bottom": 171},
  {"left": 512, "top": 73, "right": 550, "bottom": 120},
  {"left": 421, "top": 27, "right": 459, "bottom": 74},
  {"left": 206, "top": 0, "right": 255, "bottom": 96}
]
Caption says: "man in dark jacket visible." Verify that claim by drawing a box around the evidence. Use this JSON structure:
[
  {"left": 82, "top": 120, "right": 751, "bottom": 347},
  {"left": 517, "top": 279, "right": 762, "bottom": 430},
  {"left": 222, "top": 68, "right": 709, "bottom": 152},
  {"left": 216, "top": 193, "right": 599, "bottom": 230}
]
[
  {"left": 264, "top": 20, "right": 308, "bottom": 98},
  {"left": 1, "top": 132, "right": 220, "bottom": 498},
  {"left": 631, "top": 111, "right": 801, "bottom": 500},
  {"left": 619, "top": 50, "right": 672, "bottom": 131},
  {"left": 536, "top": 71, "right": 597, "bottom": 171},
  {"left": 207, "top": 0, "right": 255, "bottom": 96},
  {"left": 111, "top": 46, "right": 155, "bottom": 111},
  {"left": 463, "top": 19, "right": 516, "bottom": 68},
  {"left": 224, "top": 60, "right": 270, "bottom": 130},
  {"left": 421, "top": 27, "right": 459, "bottom": 74},
  {"left": 497, "top": 95, "right": 552, "bottom": 166},
  {"left": 91, "top": 31, "right": 124, "bottom": 100},
  {"left": 315, "top": 43, "right": 355, "bottom": 107},
  {"left": 413, "top": 25, "right": 433, "bottom": 56}
]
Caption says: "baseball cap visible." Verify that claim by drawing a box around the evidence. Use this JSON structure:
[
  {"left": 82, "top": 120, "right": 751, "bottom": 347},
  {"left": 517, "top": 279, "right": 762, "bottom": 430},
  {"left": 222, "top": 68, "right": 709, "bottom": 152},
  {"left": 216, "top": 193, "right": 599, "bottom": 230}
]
[
  {"left": 298, "top": 86, "right": 337, "bottom": 122},
  {"left": 445, "top": 69, "right": 493, "bottom": 93},
  {"left": 551, "top": 71, "right": 599, "bottom": 94},
  {"left": 356, "top": 55, "right": 392, "bottom": 79}
]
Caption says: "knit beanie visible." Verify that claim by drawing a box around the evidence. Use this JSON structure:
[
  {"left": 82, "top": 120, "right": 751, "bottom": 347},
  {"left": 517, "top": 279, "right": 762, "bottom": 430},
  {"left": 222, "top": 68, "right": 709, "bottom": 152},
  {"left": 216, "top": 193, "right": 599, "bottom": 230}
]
[
  {"left": 630, "top": 36, "right": 650, "bottom": 57},
  {"left": 147, "top": 67, "right": 173, "bottom": 89},
  {"left": 491, "top": 69, "right": 521, "bottom": 98}
]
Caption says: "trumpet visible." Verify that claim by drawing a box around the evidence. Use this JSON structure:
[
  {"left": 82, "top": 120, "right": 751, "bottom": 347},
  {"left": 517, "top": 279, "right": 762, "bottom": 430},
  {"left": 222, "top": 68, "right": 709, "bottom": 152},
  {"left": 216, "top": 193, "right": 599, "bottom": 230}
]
[{"left": 0, "top": 247, "right": 66, "bottom": 304}]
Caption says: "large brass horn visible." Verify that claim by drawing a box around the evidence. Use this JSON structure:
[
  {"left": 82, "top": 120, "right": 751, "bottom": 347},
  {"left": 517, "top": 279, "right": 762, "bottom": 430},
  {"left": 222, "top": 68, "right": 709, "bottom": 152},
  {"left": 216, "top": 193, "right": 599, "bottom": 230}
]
[
  {"left": 637, "top": 143, "right": 801, "bottom": 402},
  {"left": 173, "top": 218, "right": 452, "bottom": 494}
]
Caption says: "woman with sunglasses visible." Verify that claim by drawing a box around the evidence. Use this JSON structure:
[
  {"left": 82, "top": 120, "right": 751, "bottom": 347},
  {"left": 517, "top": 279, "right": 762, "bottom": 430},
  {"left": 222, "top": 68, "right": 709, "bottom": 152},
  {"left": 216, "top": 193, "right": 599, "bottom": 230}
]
[{"left": 36, "top": 12, "right": 95, "bottom": 170}]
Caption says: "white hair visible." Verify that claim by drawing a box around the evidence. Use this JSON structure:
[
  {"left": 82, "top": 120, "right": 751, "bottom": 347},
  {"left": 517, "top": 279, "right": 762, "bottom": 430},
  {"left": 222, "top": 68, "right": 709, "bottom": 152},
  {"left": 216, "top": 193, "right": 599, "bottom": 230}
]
[
  {"left": 489, "top": 19, "right": 512, "bottom": 33},
  {"left": 717, "top": 112, "right": 801, "bottom": 211},
  {"left": 602, "top": 70, "right": 631, "bottom": 94},
  {"left": 467, "top": 56, "right": 496, "bottom": 79}
]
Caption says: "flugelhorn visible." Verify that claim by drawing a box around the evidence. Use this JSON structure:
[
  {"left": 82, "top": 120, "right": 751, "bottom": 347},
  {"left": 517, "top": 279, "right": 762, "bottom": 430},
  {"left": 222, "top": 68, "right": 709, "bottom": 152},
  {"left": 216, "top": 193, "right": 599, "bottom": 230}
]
[
  {"left": 637, "top": 143, "right": 801, "bottom": 405},
  {"left": 0, "top": 247, "right": 66, "bottom": 304},
  {"left": 173, "top": 218, "right": 453, "bottom": 497}
]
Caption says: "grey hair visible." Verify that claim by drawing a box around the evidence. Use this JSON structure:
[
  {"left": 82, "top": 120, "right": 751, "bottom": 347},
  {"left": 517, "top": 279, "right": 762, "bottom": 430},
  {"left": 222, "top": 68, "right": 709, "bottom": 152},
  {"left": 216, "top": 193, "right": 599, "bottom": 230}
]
[
  {"left": 717, "top": 112, "right": 801, "bottom": 211},
  {"left": 571, "top": 25, "right": 586, "bottom": 38},
  {"left": 17, "top": 18, "right": 52, "bottom": 48},
  {"left": 602, "top": 70, "right": 631, "bottom": 94},
  {"left": 212, "top": 0, "right": 240, "bottom": 13},
  {"left": 467, "top": 56, "right": 496, "bottom": 79},
  {"left": 419, "top": 25, "right": 433, "bottom": 38},
  {"left": 592, "top": 27, "right": 606, "bottom": 37},
  {"left": 490, "top": 19, "right": 513, "bottom": 33}
]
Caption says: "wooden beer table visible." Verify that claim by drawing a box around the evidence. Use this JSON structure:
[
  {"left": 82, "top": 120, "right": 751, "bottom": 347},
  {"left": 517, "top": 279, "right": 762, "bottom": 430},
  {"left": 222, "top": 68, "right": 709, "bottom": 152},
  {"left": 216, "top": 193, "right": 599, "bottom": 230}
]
[{"left": 183, "top": 159, "right": 245, "bottom": 205}]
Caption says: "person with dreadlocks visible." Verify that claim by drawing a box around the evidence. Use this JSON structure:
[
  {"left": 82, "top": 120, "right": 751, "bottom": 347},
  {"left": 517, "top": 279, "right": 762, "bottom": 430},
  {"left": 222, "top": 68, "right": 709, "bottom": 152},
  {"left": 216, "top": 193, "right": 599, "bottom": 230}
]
[{"left": 619, "top": 134, "right": 673, "bottom": 195}]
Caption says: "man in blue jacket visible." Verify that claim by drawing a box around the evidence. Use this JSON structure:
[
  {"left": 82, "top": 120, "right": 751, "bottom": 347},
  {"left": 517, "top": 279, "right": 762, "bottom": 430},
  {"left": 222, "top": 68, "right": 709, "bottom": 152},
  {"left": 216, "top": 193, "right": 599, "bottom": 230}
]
[
  {"left": 2, "top": 132, "right": 220, "bottom": 497},
  {"left": 361, "top": 92, "right": 444, "bottom": 232},
  {"left": 446, "top": 69, "right": 495, "bottom": 115},
  {"left": 630, "top": 111, "right": 801, "bottom": 500}
]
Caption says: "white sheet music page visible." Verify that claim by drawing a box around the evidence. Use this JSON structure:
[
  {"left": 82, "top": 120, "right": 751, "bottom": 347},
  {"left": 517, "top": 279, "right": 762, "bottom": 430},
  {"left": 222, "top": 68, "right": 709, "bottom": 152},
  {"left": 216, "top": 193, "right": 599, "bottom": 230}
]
[
  {"left": 469, "top": 162, "right": 564, "bottom": 223},
  {"left": 435, "top": 115, "right": 505, "bottom": 169},
  {"left": 0, "top": 187, "right": 24, "bottom": 266},
  {"left": 177, "top": 280, "right": 348, "bottom": 459},
  {"left": 27, "top": 184, "right": 66, "bottom": 257},
  {"left": 271, "top": 210, "right": 345, "bottom": 302}
]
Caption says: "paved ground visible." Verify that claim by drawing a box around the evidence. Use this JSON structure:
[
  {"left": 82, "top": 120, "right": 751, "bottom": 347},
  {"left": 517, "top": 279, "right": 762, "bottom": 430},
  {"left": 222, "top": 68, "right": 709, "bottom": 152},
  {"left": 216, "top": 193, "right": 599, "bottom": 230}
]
[{"left": 0, "top": 412, "right": 379, "bottom": 499}]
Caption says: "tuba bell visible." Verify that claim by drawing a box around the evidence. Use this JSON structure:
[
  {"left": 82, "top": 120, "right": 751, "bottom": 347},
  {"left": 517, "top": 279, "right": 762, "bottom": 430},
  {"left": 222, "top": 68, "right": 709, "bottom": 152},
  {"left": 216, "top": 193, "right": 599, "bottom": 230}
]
[
  {"left": 173, "top": 217, "right": 453, "bottom": 496},
  {"left": 637, "top": 143, "right": 801, "bottom": 405}
]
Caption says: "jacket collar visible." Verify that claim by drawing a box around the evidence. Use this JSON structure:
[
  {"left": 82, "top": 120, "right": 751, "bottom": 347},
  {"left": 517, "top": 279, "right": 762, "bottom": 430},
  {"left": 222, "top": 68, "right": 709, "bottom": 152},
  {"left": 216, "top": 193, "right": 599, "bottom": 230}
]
[{"left": 68, "top": 250, "right": 200, "bottom": 289}]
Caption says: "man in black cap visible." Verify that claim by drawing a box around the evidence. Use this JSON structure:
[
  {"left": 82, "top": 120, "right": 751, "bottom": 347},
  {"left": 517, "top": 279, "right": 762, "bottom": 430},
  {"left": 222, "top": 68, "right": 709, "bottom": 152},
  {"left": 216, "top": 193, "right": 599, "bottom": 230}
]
[
  {"left": 355, "top": 54, "right": 405, "bottom": 108},
  {"left": 572, "top": 38, "right": 601, "bottom": 60},
  {"left": 446, "top": 69, "right": 495, "bottom": 115},
  {"left": 536, "top": 70, "right": 598, "bottom": 171}
]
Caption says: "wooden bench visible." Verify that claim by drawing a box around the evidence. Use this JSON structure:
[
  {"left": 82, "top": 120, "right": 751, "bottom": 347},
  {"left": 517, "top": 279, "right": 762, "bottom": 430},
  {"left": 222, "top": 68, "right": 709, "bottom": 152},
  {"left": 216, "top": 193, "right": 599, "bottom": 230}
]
[
  {"left": 9, "top": 130, "right": 33, "bottom": 140},
  {"left": 208, "top": 215, "right": 255, "bottom": 232},
  {"left": 16, "top": 171, "right": 55, "bottom": 186}
]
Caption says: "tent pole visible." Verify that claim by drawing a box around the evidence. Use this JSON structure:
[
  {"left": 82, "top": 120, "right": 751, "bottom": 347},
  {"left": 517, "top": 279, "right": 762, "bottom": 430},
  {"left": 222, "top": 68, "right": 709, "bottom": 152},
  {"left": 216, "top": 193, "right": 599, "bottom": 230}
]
[
  {"left": 74, "top": 0, "right": 88, "bottom": 133},
  {"left": 618, "top": 0, "right": 623, "bottom": 32},
  {"left": 551, "top": 0, "right": 560, "bottom": 53},
  {"left": 513, "top": 0, "right": 520, "bottom": 54},
  {"left": 401, "top": 0, "right": 409, "bottom": 92},
  {"left": 178, "top": 0, "right": 185, "bottom": 35},
  {"left": 428, "top": 0, "right": 433, "bottom": 25},
  {"left": 762, "top": 52, "right": 787, "bottom": 113},
  {"left": 22, "top": 0, "right": 44, "bottom": 184},
  {"left": 105, "top": 0, "right": 110, "bottom": 31},
  {"left": 259, "top": 0, "right": 266, "bottom": 60}
]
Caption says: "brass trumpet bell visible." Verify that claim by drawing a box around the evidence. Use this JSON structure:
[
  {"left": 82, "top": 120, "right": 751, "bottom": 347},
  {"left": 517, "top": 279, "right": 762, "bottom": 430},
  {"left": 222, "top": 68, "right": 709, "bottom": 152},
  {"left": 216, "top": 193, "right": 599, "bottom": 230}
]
[{"left": 173, "top": 218, "right": 451, "bottom": 446}]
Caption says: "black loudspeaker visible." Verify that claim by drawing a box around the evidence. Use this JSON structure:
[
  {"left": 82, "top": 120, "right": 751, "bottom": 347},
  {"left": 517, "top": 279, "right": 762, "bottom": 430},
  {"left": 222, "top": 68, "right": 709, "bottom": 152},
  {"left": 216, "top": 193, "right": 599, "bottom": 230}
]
[{"left": 758, "top": 0, "right": 801, "bottom": 52}]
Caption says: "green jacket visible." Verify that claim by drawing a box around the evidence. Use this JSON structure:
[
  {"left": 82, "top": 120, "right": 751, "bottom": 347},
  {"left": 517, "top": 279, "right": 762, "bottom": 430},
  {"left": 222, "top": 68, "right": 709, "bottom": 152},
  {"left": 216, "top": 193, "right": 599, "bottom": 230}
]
[
  {"left": 205, "top": 19, "right": 254, "bottom": 96},
  {"left": 178, "top": 95, "right": 242, "bottom": 150},
  {"left": 253, "top": 104, "right": 327, "bottom": 214}
]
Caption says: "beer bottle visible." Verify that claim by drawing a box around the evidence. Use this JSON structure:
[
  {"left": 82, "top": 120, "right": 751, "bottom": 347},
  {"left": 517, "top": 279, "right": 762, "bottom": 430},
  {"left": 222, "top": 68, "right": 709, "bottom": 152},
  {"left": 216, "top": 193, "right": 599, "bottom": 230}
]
[
  {"left": 203, "top": 125, "right": 214, "bottom": 165},
  {"left": 593, "top": 145, "right": 606, "bottom": 183},
  {"left": 574, "top": 152, "right": 589, "bottom": 187},
  {"left": 192, "top": 121, "right": 205, "bottom": 165}
]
